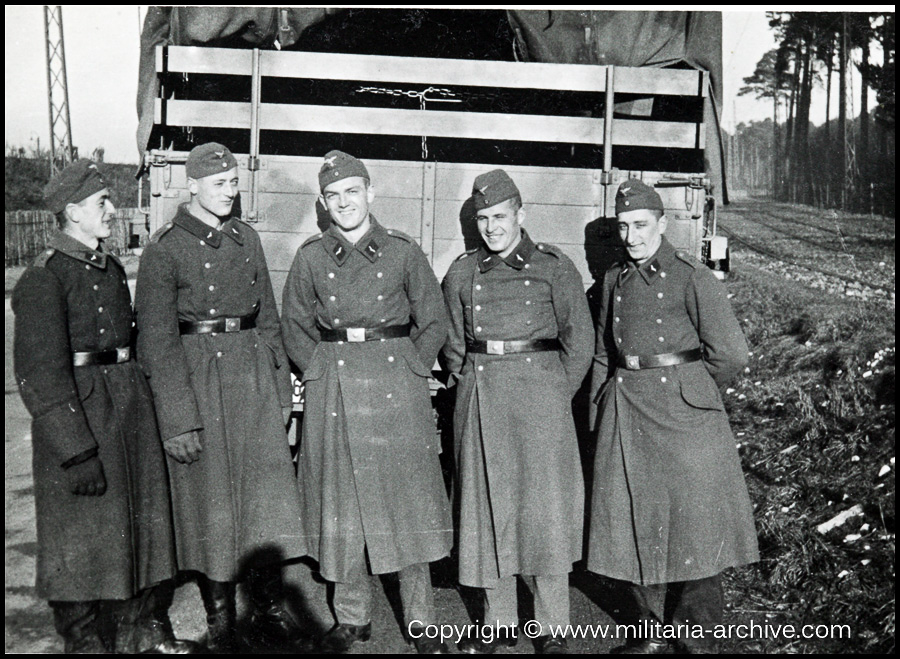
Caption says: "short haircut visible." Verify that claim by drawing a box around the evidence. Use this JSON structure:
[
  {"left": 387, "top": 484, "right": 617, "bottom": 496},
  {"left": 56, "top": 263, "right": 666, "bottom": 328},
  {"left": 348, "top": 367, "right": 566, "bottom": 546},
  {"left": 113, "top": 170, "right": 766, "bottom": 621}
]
[
  {"left": 508, "top": 195, "right": 523, "bottom": 212},
  {"left": 54, "top": 210, "right": 68, "bottom": 229}
]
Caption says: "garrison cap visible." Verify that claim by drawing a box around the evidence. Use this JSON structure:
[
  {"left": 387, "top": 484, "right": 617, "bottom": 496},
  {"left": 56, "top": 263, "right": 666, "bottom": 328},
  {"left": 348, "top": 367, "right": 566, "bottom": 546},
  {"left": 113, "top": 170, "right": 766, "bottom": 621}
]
[
  {"left": 43, "top": 159, "right": 109, "bottom": 213},
  {"left": 472, "top": 169, "right": 520, "bottom": 211},
  {"left": 185, "top": 142, "right": 238, "bottom": 179},
  {"left": 616, "top": 179, "right": 664, "bottom": 215},
  {"left": 319, "top": 150, "right": 370, "bottom": 191}
]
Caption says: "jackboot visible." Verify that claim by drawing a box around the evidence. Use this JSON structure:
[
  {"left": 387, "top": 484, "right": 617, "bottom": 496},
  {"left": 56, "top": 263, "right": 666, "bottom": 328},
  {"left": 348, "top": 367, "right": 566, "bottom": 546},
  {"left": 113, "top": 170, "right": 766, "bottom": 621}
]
[
  {"left": 51, "top": 600, "right": 111, "bottom": 654},
  {"left": 197, "top": 577, "right": 237, "bottom": 653},
  {"left": 111, "top": 582, "right": 201, "bottom": 654},
  {"left": 244, "top": 565, "right": 311, "bottom": 650}
]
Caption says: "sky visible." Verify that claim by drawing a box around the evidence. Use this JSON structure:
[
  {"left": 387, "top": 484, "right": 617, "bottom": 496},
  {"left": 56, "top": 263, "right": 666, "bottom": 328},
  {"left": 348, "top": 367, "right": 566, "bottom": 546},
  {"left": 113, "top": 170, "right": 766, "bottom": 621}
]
[{"left": 4, "top": 6, "right": 887, "bottom": 165}]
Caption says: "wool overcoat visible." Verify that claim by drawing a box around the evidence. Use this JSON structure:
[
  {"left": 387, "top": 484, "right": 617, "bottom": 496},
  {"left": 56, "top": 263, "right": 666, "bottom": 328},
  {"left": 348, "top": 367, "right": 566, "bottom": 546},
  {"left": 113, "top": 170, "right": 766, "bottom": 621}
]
[
  {"left": 587, "top": 237, "right": 759, "bottom": 586},
  {"left": 13, "top": 232, "right": 176, "bottom": 601},
  {"left": 442, "top": 232, "right": 594, "bottom": 588},
  {"left": 135, "top": 206, "right": 305, "bottom": 581},
  {"left": 281, "top": 218, "right": 452, "bottom": 582}
]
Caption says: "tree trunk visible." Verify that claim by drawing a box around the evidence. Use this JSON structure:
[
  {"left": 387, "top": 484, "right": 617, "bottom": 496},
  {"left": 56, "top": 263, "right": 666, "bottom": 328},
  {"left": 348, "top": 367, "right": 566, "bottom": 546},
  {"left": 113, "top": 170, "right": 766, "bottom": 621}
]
[
  {"left": 839, "top": 13, "right": 849, "bottom": 209},
  {"left": 859, "top": 27, "right": 870, "bottom": 186}
]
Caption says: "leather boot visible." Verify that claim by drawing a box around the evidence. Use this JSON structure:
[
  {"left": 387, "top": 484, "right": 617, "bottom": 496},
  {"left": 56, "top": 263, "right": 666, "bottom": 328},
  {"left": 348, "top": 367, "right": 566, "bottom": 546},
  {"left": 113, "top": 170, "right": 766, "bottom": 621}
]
[
  {"left": 244, "top": 565, "right": 310, "bottom": 650},
  {"left": 51, "top": 600, "right": 111, "bottom": 654},
  {"left": 112, "top": 582, "right": 201, "bottom": 654},
  {"left": 197, "top": 577, "right": 237, "bottom": 653}
]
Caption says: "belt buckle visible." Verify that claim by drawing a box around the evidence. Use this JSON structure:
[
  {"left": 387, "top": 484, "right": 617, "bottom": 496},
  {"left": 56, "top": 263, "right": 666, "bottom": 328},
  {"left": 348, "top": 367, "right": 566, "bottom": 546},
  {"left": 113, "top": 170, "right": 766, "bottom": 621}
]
[
  {"left": 486, "top": 340, "right": 505, "bottom": 355},
  {"left": 225, "top": 318, "right": 240, "bottom": 332},
  {"left": 347, "top": 327, "right": 366, "bottom": 343},
  {"left": 625, "top": 355, "right": 640, "bottom": 370},
  {"left": 116, "top": 347, "right": 131, "bottom": 363}
]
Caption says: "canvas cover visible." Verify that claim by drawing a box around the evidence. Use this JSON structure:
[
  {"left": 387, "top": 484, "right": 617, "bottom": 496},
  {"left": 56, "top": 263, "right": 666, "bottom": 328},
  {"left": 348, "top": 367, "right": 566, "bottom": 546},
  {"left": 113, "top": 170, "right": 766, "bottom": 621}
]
[{"left": 137, "top": 8, "right": 725, "bottom": 199}]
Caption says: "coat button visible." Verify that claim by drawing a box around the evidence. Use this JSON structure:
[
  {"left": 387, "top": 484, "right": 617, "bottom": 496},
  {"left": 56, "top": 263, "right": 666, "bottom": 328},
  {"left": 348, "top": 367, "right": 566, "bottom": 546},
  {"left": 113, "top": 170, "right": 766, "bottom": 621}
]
[
  {"left": 329, "top": 295, "right": 336, "bottom": 301},
  {"left": 338, "top": 360, "right": 344, "bottom": 366},
  {"left": 209, "top": 285, "right": 215, "bottom": 291},
  {"left": 478, "top": 365, "right": 484, "bottom": 371},
  {"left": 98, "top": 306, "right": 104, "bottom": 313},
  {"left": 616, "top": 296, "right": 622, "bottom": 302},
  {"left": 526, "top": 357, "right": 532, "bottom": 363},
  {"left": 377, "top": 272, "right": 383, "bottom": 278},
  {"left": 614, "top": 316, "right": 620, "bottom": 322},
  {"left": 660, "top": 272, "right": 666, "bottom": 278},
  {"left": 377, "top": 295, "right": 384, "bottom": 301},
  {"left": 92, "top": 284, "right": 99, "bottom": 291},
  {"left": 475, "top": 305, "right": 481, "bottom": 311},
  {"left": 85, "top": 265, "right": 91, "bottom": 270},
  {"left": 205, "top": 263, "right": 211, "bottom": 269},
  {"left": 657, "top": 292, "right": 664, "bottom": 299},
  {"left": 657, "top": 318, "right": 663, "bottom": 324},
  {"left": 475, "top": 285, "right": 482, "bottom": 291},
  {"left": 525, "top": 300, "right": 531, "bottom": 306},
  {"left": 617, "top": 376, "right": 623, "bottom": 383},
  {"left": 617, "top": 338, "right": 622, "bottom": 343},
  {"left": 386, "top": 393, "right": 393, "bottom": 399},
  {"left": 526, "top": 320, "right": 532, "bottom": 325},
  {"left": 251, "top": 280, "right": 256, "bottom": 286},
  {"left": 661, "top": 376, "right": 667, "bottom": 383},
  {"left": 332, "top": 412, "right": 338, "bottom": 417},
  {"left": 334, "top": 319, "right": 341, "bottom": 325},
  {"left": 524, "top": 263, "right": 530, "bottom": 269},
  {"left": 216, "top": 351, "right": 223, "bottom": 358},
  {"left": 380, "top": 318, "right": 386, "bottom": 323},
  {"left": 476, "top": 326, "right": 482, "bottom": 332},
  {"left": 246, "top": 257, "right": 250, "bottom": 263},
  {"left": 210, "top": 309, "right": 216, "bottom": 315},
  {"left": 659, "top": 337, "right": 665, "bottom": 342},
  {"left": 388, "top": 356, "right": 394, "bottom": 362},
  {"left": 524, "top": 280, "right": 530, "bottom": 286},
  {"left": 328, "top": 273, "right": 335, "bottom": 279},
  {"left": 99, "top": 328, "right": 105, "bottom": 334},
  {"left": 200, "top": 240, "right": 206, "bottom": 246}
]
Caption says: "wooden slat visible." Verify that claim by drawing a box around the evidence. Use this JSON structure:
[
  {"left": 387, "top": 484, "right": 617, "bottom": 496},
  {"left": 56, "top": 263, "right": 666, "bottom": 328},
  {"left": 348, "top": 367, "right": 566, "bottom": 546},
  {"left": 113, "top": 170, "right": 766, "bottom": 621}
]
[
  {"left": 158, "top": 100, "right": 702, "bottom": 149},
  {"left": 162, "top": 46, "right": 706, "bottom": 97}
]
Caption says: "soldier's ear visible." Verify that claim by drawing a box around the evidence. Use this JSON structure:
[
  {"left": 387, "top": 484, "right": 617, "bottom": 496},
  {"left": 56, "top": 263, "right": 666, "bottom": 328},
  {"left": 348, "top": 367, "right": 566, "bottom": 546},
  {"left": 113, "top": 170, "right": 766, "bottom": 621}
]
[
  {"left": 366, "top": 183, "right": 376, "bottom": 205},
  {"left": 516, "top": 206, "right": 526, "bottom": 226},
  {"left": 64, "top": 202, "right": 80, "bottom": 225},
  {"left": 658, "top": 213, "right": 668, "bottom": 234},
  {"left": 187, "top": 177, "right": 199, "bottom": 196}
]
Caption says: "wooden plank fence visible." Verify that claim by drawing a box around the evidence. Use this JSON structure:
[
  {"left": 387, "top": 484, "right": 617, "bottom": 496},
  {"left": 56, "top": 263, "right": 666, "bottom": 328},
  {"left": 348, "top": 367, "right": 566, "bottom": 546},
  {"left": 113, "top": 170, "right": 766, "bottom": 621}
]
[{"left": 5, "top": 208, "right": 147, "bottom": 267}]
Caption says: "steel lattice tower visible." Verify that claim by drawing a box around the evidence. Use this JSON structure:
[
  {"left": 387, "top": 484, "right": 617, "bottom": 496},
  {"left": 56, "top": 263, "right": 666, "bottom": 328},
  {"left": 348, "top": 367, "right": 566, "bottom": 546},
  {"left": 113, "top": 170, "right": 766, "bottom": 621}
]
[{"left": 44, "top": 6, "right": 74, "bottom": 176}]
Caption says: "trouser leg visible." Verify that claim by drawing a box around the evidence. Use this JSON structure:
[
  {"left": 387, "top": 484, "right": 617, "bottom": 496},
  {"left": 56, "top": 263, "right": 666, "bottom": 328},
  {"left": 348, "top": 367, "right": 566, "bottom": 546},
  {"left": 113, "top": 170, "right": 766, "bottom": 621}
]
[
  {"left": 50, "top": 600, "right": 110, "bottom": 654},
  {"left": 483, "top": 576, "right": 518, "bottom": 630},
  {"left": 398, "top": 562, "right": 436, "bottom": 627},
  {"left": 627, "top": 582, "right": 668, "bottom": 642},
  {"left": 524, "top": 575, "right": 571, "bottom": 630},
  {"left": 332, "top": 546, "right": 373, "bottom": 627}
]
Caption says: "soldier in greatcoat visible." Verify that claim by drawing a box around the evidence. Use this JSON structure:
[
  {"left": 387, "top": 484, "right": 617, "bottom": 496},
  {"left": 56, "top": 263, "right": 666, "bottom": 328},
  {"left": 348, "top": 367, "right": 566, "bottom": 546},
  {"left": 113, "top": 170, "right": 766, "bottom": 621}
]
[
  {"left": 587, "top": 180, "right": 759, "bottom": 653},
  {"left": 281, "top": 150, "right": 452, "bottom": 654},
  {"left": 135, "top": 143, "right": 307, "bottom": 652},
  {"left": 442, "top": 169, "right": 595, "bottom": 654},
  {"left": 12, "top": 160, "right": 196, "bottom": 654}
]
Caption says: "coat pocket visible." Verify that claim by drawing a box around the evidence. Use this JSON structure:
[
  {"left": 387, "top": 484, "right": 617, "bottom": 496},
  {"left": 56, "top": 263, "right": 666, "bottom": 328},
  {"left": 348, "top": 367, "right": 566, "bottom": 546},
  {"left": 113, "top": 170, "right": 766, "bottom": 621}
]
[
  {"left": 72, "top": 368, "right": 96, "bottom": 403},
  {"left": 301, "top": 350, "right": 326, "bottom": 383},
  {"left": 402, "top": 351, "right": 434, "bottom": 378},
  {"left": 679, "top": 374, "right": 724, "bottom": 411}
]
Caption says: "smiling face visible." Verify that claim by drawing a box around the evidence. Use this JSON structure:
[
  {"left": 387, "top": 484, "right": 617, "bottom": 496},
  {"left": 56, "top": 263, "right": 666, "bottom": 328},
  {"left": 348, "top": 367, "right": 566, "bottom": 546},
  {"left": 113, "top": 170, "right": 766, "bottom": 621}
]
[
  {"left": 617, "top": 208, "right": 668, "bottom": 264},
  {"left": 65, "top": 188, "right": 116, "bottom": 246},
  {"left": 476, "top": 197, "right": 524, "bottom": 257},
  {"left": 321, "top": 176, "right": 374, "bottom": 235},
  {"left": 189, "top": 166, "right": 239, "bottom": 221}
]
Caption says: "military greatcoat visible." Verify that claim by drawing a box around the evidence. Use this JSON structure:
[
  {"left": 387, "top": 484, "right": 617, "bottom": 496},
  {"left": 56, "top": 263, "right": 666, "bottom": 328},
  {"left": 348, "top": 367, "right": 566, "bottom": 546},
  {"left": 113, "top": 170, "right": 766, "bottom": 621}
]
[
  {"left": 587, "top": 237, "right": 759, "bottom": 586},
  {"left": 281, "top": 218, "right": 452, "bottom": 583},
  {"left": 13, "top": 232, "right": 176, "bottom": 601},
  {"left": 442, "top": 231, "right": 594, "bottom": 588},
  {"left": 135, "top": 205, "right": 305, "bottom": 581}
]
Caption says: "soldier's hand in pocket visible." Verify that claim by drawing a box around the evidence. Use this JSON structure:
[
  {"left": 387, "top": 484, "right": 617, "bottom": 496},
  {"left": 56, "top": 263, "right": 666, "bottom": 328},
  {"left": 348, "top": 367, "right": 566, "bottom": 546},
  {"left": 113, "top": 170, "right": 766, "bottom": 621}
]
[
  {"left": 164, "top": 431, "right": 203, "bottom": 464},
  {"left": 65, "top": 456, "right": 107, "bottom": 496}
]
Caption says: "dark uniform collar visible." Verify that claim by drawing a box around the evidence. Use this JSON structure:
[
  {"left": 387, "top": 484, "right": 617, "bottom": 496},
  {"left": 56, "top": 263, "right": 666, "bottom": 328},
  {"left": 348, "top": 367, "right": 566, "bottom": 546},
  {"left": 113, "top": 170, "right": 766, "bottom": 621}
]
[
  {"left": 477, "top": 229, "right": 535, "bottom": 273},
  {"left": 323, "top": 215, "right": 385, "bottom": 266},
  {"left": 49, "top": 231, "right": 108, "bottom": 269},
  {"left": 620, "top": 237, "right": 675, "bottom": 284},
  {"left": 173, "top": 204, "right": 243, "bottom": 248}
]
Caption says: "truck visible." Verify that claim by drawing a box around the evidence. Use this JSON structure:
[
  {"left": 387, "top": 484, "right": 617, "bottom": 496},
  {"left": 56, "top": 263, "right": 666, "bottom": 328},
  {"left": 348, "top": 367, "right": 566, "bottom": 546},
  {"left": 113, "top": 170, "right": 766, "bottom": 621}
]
[{"left": 137, "top": 8, "right": 730, "bottom": 293}]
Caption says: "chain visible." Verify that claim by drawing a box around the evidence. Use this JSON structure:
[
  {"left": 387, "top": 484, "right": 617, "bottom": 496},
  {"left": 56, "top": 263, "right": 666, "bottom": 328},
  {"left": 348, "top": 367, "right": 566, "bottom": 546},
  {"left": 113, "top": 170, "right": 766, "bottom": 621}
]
[{"left": 356, "top": 86, "right": 463, "bottom": 158}]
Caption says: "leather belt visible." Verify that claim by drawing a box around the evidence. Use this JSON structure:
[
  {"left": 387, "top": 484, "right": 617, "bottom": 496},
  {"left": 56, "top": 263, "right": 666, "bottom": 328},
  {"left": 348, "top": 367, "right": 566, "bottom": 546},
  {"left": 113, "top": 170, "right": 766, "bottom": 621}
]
[
  {"left": 467, "top": 338, "right": 561, "bottom": 355},
  {"left": 318, "top": 323, "right": 411, "bottom": 343},
  {"left": 179, "top": 314, "right": 257, "bottom": 335},
  {"left": 616, "top": 348, "right": 703, "bottom": 370},
  {"left": 72, "top": 347, "right": 131, "bottom": 367}
]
